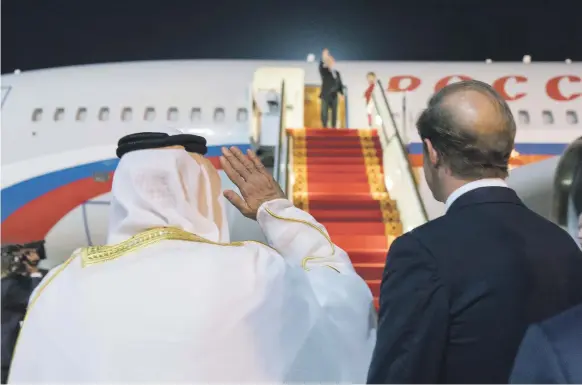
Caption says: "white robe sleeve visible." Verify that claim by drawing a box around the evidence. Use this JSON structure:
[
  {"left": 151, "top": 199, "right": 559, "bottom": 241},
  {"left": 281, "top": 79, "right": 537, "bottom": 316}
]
[
  {"left": 257, "top": 198, "right": 353, "bottom": 272},
  {"left": 255, "top": 198, "right": 377, "bottom": 382}
]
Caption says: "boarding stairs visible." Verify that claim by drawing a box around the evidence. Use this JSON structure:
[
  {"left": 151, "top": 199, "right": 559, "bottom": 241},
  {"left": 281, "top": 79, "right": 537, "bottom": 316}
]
[{"left": 288, "top": 128, "right": 403, "bottom": 308}]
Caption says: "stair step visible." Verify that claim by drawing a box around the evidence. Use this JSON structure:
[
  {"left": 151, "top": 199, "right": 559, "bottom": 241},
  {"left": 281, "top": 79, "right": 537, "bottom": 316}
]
[
  {"left": 306, "top": 157, "right": 374, "bottom": 165},
  {"left": 306, "top": 164, "right": 378, "bottom": 173},
  {"left": 303, "top": 152, "right": 381, "bottom": 158},
  {"left": 305, "top": 144, "right": 381, "bottom": 152},
  {"left": 302, "top": 150, "right": 372, "bottom": 157},
  {"left": 306, "top": 136, "right": 382, "bottom": 148},
  {"left": 307, "top": 183, "right": 376, "bottom": 194},
  {"left": 307, "top": 173, "right": 372, "bottom": 183},
  {"left": 308, "top": 199, "right": 396, "bottom": 210},
  {"left": 353, "top": 263, "right": 385, "bottom": 280},
  {"left": 323, "top": 222, "right": 392, "bottom": 235},
  {"left": 306, "top": 192, "right": 390, "bottom": 202},
  {"left": 308, "top": 210, "right": 387, "bottom": 222},
  {"left": 303, "top": 129, "right": 367, "bottom": 134},
  {"left": 302, "top": 138, "right": 363, "bottom": 144},
  {"left": 305, "top": 135, "right": 380, "bottom": 141},
  {"left": 300, "top": 129, "right": 378, "bottom": 137},
  {"left": 303, "top": 146, "right": 370, "bottom": 153},
  {"left": 304, "top": 136, "right": 381, "bottom": 143},
  {"left": 344, "top": 249, "right": 388, "bottom": 264},
  {"left": 334, "top": 235, "right": 391, "bottom": 250},
  {"left": 302, "top": 140, "right": 378, "bottom": 147}
]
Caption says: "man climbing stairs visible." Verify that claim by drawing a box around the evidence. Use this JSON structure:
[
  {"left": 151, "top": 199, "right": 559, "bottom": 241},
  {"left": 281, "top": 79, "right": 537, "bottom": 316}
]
[{"left": 288, "top": 128, "right": 403, "bottom": 308}]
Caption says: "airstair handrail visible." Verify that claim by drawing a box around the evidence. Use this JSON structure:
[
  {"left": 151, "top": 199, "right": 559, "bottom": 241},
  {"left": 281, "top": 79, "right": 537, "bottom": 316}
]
[
  {"left": 374, "top": 80, "right": 429, "bottom": 226},
  {"left": 274, "top": 81, "right": 288, "bottom": 193}
]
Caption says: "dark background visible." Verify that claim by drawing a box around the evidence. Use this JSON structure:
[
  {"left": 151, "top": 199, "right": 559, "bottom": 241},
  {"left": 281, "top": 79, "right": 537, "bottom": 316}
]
[{"left": 2, "top": 0, "right": 581, "bottom": 73}]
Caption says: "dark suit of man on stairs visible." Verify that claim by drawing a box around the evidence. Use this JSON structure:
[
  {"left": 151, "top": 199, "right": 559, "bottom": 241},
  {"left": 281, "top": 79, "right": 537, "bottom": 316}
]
[
  {"left": 319, "top": 49, "right": 344, "bottom": 128},
  {"left": 367, "top": 80, "right": 582, "bottom": 384}
]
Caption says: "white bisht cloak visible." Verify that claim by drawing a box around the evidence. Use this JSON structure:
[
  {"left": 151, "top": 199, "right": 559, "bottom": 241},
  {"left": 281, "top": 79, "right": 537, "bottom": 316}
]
[{"left": 9, "top": 147, "right": 377, "bottom": 383}]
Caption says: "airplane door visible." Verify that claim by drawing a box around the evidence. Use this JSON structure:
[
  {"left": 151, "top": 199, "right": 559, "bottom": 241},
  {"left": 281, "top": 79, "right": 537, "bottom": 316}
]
[
  {"left": 252, "top": 67, "right": 304, "bottom": 129},
  {"left": 303, "top": 85, "right": 346, "bottom": 129}
]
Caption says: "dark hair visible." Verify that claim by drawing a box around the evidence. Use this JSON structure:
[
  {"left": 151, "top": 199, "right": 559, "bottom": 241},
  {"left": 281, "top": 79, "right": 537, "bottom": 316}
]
[
  {"left": 367, "top": 72, "right": 376, "bottom": 78},
  {"left": 23, "top": 240, "right": 46, "bottom": 260},
  {"left": 416, "top": 80, "right": 516, "bottom": 179}
]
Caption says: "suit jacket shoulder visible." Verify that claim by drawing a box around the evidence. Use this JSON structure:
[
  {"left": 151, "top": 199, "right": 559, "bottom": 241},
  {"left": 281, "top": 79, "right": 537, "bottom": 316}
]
[
  {"left": 405, "top": 214, "right": 453, "bottom": 255},
  {"left": 408, "top": 213, "right": 450, "bottom": 237},
  {"left": 388, "top": 230, "right": 438, "bottom": 264},
  {"left": 406, "top": 187, "right": 581, "bottom": 265}
]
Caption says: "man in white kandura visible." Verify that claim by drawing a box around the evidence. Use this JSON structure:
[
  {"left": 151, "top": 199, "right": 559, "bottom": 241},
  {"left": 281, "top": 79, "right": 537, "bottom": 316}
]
[{"left": 9, "top": 130, "right": 376, "bottom": 383}]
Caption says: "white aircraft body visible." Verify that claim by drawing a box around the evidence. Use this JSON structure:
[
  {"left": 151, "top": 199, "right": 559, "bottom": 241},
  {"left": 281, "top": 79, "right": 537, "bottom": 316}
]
[{"left": 1, "top": 59, "right": 581, "bottom": 266}]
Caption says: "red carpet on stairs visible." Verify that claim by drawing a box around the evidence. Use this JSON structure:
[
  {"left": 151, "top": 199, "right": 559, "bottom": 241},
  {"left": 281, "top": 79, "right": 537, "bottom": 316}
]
[{"left": 288, "top": 128, "right": 404, "bottom": 309}]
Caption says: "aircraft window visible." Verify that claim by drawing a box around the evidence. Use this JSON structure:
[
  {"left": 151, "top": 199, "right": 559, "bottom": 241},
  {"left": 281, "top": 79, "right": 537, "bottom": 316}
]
[
  {"left": 236, "top": 108, "right": 248, "bottom": 122},
  {"left": 566, "top": 110, "right": 579, "bottom": 125},
  {"left": 518, "top": 110, "right": 530, "bottom": 125},
  {"left": 76, "top": 107, "right": 87, "bottom": 122},
  {"left": 167, "top": 107, "right": 179, "bottom": 122},
  {"left": 54, "top": 108, "right": 65, "bottom": 122},
  {"left": 542, "top": 110, "right": 554, "bottom": 125},
  {"left": 214, "top": 107, "right": 225, "bottom": 123},
  {"left": 121, "top": 107, "right": 133, "bottom": 122},
  {"left": 32, "top": 108, "right": 43, "bottom": 122},
  {"left": 144, "top": 107, "right": 156, "bottom": 121},
  {"left": 98, "top": 107, "right": 110, "bottom": 121},
  {"left": 190, "top": 108, "right": 202, "bottom": 122}
]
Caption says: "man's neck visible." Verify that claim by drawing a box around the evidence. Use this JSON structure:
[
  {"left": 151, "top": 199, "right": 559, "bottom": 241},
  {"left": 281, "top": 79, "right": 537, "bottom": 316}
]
[
  {"left": 442, "top": 178, "right": 473, "bottom": 202},
  {"left": 443, "top": 178, "right": 508, "bottom": 211}
]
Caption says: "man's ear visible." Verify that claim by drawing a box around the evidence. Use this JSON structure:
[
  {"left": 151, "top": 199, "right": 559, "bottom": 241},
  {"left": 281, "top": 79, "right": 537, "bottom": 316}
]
[{"left": 423, "top": 139, "right": 439, "bottom": 167}]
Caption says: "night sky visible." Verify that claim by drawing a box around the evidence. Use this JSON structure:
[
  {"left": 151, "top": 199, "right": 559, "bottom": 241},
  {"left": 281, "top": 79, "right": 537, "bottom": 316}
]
[{"left": 2, "top": 0, "right": 581, "bottom": 73}]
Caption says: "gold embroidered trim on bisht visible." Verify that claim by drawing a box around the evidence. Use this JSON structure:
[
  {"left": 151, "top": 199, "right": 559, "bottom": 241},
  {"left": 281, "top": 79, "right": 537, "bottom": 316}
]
[
  {"left": 81, "top": 227, "right": 275, "bottom": 267},
  {"left": 264, "top": 207, "right": 340, "bottom": 273}
]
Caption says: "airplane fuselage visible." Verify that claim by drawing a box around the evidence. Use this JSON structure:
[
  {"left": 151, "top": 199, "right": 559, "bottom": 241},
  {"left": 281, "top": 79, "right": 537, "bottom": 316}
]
[{"left": 1, "top": 60, "right": 580, "bottom": 266}]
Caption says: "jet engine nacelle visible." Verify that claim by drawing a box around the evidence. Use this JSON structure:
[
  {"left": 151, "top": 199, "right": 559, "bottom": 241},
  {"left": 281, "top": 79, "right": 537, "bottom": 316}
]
[{"left": 508, "top": 136, "right": 582, "bottom": 243}]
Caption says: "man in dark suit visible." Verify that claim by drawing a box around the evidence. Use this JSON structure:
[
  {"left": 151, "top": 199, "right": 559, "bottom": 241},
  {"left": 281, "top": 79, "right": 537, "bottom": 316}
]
[
  {"left": 1, "top": 244, "right": 48, "bottom": 384},
  {"left": 367, "top": 80, "right": 582, "bottom": 384},
  {"left": 318, "top": 49, "right": 344, "bottom": 128},
  {"left": 510, "top": 303, "right": 582, "bottom": 383}
]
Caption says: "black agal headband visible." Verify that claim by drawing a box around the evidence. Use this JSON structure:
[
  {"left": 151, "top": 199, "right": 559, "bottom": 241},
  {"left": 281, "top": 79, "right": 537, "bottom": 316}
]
[{"left": 116, "top": 132, "right": 208, "bottom": 158}]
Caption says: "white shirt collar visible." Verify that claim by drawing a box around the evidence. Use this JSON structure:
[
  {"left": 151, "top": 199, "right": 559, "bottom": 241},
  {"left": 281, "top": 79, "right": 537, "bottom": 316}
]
[{"left": 445, "top": 178, "right": 508, "bottom": 212}]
